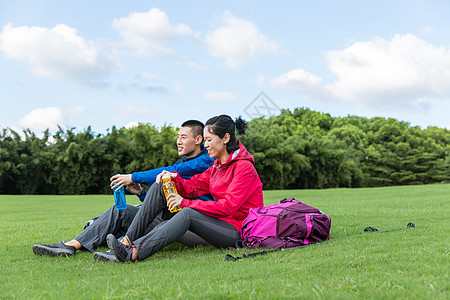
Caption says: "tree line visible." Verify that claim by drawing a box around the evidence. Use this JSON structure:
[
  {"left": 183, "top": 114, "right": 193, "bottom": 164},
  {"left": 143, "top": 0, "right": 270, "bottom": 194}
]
[{"left": 1, "top": 108, "right": 449, "bottom": 194}]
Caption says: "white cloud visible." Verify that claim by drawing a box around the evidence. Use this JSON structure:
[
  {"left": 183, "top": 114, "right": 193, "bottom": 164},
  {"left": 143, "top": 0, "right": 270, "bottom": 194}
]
[
  {"left": 422, "top": 26, "right": 433, "bottom": 34},
  {"left": 124, "top": 121, "right": 139, "bottom": 129},
  {"left": 183, "top": 61, "right": 207, "bottom": 70},
  {"left": 113, "top": 7, "right": 193, "bottom": 57},
  {"left": 327, "top": 34, "right": 450, "bottom": 105},
  {"left": 17, "top": 107, "right": 65, "bottom": 132},
  {"left": 270, "top": 68, "right": 328, "bottom": 98},
  {"left": 173, "top": 82, "right": 186, "bottom": 93},
  {"left": 136, "top": 72, "right": 158, "bottom": 80},
  {"left": 0, "top": 23, "right": 117, "bottom": 81},
  {"left": 204, "top": 91, "right": 238, "bottom": 101},
  {"left": 272, "top": 34, "right": 450, "bottom": 109},
  {"left": 204, "top": 11, "right": 279, "bottom": 68}
]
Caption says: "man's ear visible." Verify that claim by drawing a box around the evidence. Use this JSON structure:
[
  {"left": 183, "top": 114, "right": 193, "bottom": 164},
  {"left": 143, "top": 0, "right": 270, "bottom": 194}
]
[{"left": 195, "top": 135, "right": 203, "bottom": 145}]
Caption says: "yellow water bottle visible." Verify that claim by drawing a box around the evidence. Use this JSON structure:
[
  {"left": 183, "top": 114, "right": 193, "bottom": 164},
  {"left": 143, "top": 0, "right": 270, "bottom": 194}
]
[{"left": 162, "top": 173, "right": 182, "bottom": 213}]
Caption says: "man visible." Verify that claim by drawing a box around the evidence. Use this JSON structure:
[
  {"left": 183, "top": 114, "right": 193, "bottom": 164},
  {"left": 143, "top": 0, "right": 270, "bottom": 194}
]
[
  {"left": 32, "top": 120, "right": 215, "bottom": 260},
  {"left": 110, "top": 121, "right": 213, "bottom": 202}
]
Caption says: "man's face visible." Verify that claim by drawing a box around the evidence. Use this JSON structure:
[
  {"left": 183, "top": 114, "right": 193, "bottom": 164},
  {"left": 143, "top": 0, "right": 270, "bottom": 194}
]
[{"left": 177, "top": 126, "right": 199, "bottom": 157}]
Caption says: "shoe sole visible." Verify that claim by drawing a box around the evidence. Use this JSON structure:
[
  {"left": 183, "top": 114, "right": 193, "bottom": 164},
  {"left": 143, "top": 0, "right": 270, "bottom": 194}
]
[
  {"left": 32, "top": 245, "right": 74, "bottom": 257},
  {"left": 93, "top": 252, "right": 119, "bottom": 262}
]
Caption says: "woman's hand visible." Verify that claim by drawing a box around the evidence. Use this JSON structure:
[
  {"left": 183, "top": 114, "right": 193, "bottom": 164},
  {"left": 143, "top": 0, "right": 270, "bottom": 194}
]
[
  {"left": 156, "top": 171, "right": 178, "bottom": 183},
  {"left": 110, "top": 174, "right": 133, "bottom": 191},
  {"left": 167, "top": 194, "right": 182, "bottom": 211},
  {"left": 155, "top": 171, "right": 168, "bottom": 184}
]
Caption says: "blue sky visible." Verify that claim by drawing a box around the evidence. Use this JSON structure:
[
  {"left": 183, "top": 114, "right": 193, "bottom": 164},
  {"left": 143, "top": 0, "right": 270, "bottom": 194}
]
[{"left": 1, "top": 0, "right": 449, "bottom": 135}]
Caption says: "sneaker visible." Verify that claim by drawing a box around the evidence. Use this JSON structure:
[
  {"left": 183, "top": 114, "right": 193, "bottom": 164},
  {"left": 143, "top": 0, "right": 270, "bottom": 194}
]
[
  {"left": 32, "top": 241, "right": 76, "bottom": 257},
  {"left": 94, "top": 250, "right": 119, "bottom": 262},
  {"left": 106, "top": 234, "right": 135, "bottom": 263}
]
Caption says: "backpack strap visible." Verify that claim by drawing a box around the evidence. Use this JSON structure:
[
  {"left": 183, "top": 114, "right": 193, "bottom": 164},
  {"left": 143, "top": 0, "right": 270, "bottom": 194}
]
[{"left": 280, "top": 197, "right": 300, "bottom": 204}]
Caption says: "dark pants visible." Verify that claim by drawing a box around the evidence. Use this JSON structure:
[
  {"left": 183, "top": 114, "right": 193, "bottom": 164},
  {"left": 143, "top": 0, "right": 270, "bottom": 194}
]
[
  {"left": 75, "top": 184, "right": 209, "bottom": 252},
  {"left": 134, "top": 207, "right": 241, "bottom": 261},
  {"left": 121, "top": 182, "right": 241, "bottom": 261}
]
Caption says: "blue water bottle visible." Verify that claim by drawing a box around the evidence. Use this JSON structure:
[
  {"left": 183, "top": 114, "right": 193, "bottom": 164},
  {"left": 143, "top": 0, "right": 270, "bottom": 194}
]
[{"left": 112, "top": 180, "right": 127, "bottom": 210}]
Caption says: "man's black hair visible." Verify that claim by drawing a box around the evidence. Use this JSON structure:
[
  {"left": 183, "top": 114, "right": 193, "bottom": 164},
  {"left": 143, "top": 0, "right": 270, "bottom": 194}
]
[{"left": 181, "top": 120, "right": 205, "bottom": 139}]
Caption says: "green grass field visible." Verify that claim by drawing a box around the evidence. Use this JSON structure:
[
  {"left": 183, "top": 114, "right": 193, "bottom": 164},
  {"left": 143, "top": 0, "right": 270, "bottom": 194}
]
[{"left": 1, "top": 184, "right": 448, "bottom": 299}]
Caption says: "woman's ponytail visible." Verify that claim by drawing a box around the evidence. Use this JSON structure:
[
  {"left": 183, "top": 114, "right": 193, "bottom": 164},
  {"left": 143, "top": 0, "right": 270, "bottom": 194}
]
[{"left": 235, "top": 116, "right": 248, "bottom": 136}]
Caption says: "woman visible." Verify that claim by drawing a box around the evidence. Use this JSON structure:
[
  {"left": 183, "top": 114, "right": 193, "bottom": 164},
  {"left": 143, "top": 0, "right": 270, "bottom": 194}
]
[{"left": 106, "top": 115, "right": 264, "bottom": 262}]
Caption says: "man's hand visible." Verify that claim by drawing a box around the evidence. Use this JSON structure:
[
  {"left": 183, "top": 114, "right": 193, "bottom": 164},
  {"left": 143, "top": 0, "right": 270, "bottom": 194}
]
[
  {"left": 156, "top": 171, "right": 178, "bottom": 183},
  {"left": 110, "top": 174, "right": 133, "bottom": 191},
  {"left": 126, "top": 182, "right": 143, "bottom": 195},
  {"left": 167, "top": 194, "right": 182, "bottom": 211}
]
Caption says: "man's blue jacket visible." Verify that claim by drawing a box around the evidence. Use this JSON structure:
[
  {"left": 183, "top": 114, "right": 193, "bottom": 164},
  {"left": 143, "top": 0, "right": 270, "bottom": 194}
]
[{"left": 131, "top": 146, "right": 215, "bottom": 202}]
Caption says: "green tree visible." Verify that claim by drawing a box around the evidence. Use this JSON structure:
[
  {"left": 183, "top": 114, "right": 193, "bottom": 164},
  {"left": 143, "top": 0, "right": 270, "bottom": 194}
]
[
  {"left": 50, "top": 127, "right": 115, "bottom": 194},
  {"left": 0, "top": 129, "right": 54, "bottom": 194},
  {"left": 1, "top": 107, "right": 449, "bottom": 194}
]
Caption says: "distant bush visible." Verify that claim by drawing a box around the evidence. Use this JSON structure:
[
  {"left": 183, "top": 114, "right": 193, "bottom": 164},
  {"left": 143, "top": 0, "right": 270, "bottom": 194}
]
[
  {"left": 1, "top": 108, "right": 449, "bottom": 194},
  {"left": 241, "top": 108, "right": 449, "bottom": 189}
]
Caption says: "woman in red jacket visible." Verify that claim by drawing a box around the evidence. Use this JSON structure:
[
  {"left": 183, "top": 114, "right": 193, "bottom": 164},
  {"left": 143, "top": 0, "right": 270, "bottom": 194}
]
[{"left": 106, "top": 115, "right": 263, "bottom": 262}]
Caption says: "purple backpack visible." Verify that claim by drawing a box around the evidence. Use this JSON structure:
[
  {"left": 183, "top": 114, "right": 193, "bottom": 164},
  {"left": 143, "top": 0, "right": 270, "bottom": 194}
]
[{"left": 240, "top": 198, "right": 331, "bottom": 249}]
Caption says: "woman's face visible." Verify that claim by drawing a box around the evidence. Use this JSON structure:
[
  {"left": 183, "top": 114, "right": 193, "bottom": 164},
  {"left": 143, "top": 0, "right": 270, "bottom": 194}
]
[{"left": 204, "top": 126, "right": 228, "bottom": 159}]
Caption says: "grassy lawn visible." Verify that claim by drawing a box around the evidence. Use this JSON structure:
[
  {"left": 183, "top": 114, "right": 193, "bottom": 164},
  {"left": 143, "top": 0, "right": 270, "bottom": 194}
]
[{"left": 0, "top": 184, "right": 448, "bottom": 299}]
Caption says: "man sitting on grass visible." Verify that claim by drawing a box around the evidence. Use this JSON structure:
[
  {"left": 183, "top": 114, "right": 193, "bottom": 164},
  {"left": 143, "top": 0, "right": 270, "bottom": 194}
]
[{"left": 32, "top": 120, "right": 215, "bottom": 261}]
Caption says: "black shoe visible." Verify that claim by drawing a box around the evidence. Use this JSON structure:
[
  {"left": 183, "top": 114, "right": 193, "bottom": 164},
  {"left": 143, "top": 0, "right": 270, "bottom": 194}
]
[
  {"left": 32, "top": 241, "right": 76, "bottom": 257},
  {"left": 93, "top": 250, "right": 119, "bottom": 262},
  {"left": 106, "top": 234, "right": 135, "bottom": 263}
]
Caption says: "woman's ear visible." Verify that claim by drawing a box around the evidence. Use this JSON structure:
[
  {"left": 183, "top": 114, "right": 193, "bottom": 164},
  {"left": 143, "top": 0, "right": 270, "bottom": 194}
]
[{"left": 223, "top": 133, "right": 230, "bottom": 144}]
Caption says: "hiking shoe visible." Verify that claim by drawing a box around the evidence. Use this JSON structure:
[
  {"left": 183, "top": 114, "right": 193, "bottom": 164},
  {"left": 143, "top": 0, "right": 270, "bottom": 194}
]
[
  {"left": 32, "top": 241, "right": 76, "bottom": 257},
  {"left": 94, "top": 237, "right": 127, "bottom": 262},
  {"left": 106, "top": 234, "right": 135, "bottom": 263},
  {"left": 94, "top": 250, "right": 119, "bottom": 262}
]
